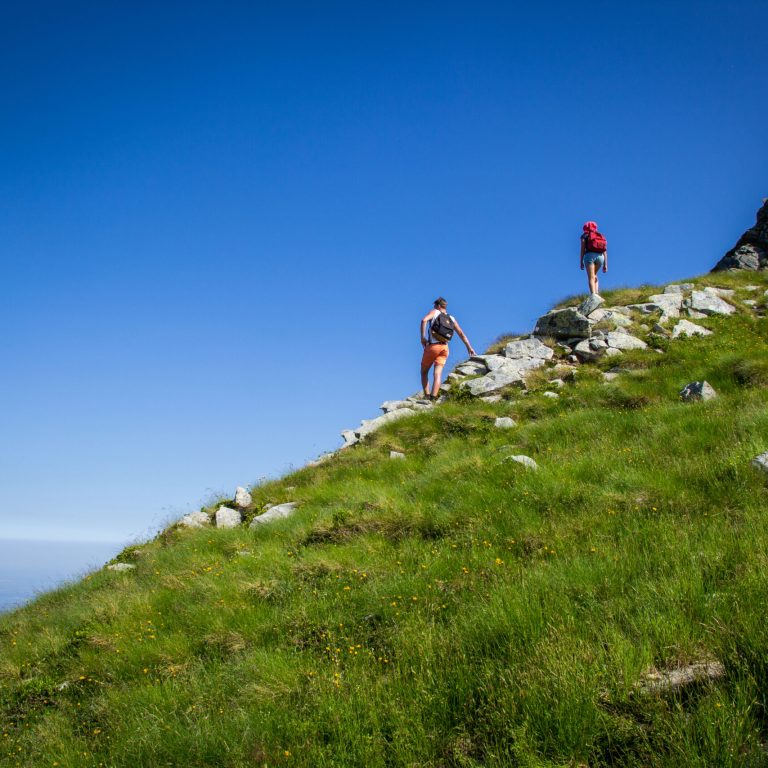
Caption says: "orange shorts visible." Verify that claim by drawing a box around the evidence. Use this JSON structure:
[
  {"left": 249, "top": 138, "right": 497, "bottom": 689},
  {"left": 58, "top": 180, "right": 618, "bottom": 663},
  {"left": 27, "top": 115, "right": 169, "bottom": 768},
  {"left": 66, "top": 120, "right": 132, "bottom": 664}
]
[{"left": 421, "top": 343, "right": 449, "bottom": 370}]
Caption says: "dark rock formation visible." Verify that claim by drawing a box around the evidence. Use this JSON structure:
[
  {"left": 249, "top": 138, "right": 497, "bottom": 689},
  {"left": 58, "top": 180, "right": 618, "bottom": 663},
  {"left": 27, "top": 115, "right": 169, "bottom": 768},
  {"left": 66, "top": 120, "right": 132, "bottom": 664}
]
[{"left": 712, "top": 199, "right": 768, "bottom": 271}]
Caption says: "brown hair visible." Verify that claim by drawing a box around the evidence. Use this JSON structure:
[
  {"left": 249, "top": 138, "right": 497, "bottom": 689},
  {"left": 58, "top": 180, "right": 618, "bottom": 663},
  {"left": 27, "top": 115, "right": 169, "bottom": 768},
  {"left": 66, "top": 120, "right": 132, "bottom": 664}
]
[{"left": 433, "top": 297, "right": 447, "bottom": 308}]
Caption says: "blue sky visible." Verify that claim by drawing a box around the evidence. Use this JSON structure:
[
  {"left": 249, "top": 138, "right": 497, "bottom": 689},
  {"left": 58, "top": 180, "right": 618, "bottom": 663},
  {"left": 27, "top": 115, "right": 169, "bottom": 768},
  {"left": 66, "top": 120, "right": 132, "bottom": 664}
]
[{"left": 1, "top": 1, "right": 766, "bottom": 543}]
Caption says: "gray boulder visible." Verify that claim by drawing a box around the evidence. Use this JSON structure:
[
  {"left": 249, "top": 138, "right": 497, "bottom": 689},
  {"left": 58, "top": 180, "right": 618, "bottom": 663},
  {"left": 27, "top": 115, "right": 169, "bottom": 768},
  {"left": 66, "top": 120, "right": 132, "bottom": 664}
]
[
  {"left": 603, "top": 310, "right": 633, "bottom": 329},
  {"left": 578, "top": 293, "right": 605, "bottom": 317},
  {"left": 453, "top": 360, "right": 488, "bottom": 376},
  {"left": 494, "top": 417, "right": 516, "bottom": 429},
  {"left": 663, "top": 283, "right": 694, "bottom": 294},
  {"left": 689, "top": 290, "right": 735, "bottom": 316},
  {"left": 470, "top": 354, "right": 509, "bottom": 371},
  {"left": 503, "top": 337, "right": 554, "bottom": 361},
  {"left": 216, "top": 506, "right": 242, "bottom": 529},
  {"left": 605, "top": 331, "right": 648, "bottom": 350},
  {"left": 505, "top": 455, "right": 538, "bottom": 470},
  {"left": 380, "top": 399, "right": 431, "bottom": 414},
  {"left": 390, "top": 451, "right": 406, "bottom": 460},
  {"left": 533, "top": 308, "right": 591, "bottom": 340},
  {"left": 462, "top": 358, "right": 544, "bottom": 396},
  {"left": 712, "top": 199, "right": 768, "bottom": 271},
  {"left": 647, "top": 293, "right": 683, "bottom": 318},
  {"left": 234, "top": 487, "right": 252, "bottom": 509},
  {"left": 250, "top": 501, "right": 299, "bottom": 527},
  {"left": 543, "top": 391, "right": 559, "bottom": 399},
  {"left": 680, "top": 381, "right": 717, "bottom": 402},
  {"left": 704, "top": 286, "right": 735, "bottom": 298},
  {"left": 672, "top": 320, "right": 712, "bottom": 339},
  {"left": 343, "top": 407, "right": 420, "bottom": 446},
  {"left": 743, "top": 299, "right": 757, "bottom": 307},
  {"left": 107, "top": 563, "right": 136, "bottom": 572},
  {"left": 573, "top": 338, "right": 607, "bottom": 362},
  {"left": 752, "top": 452, "right": 768, "bottom": 473},
  {"left": 180, "top": 510, "right": 211, "bottom": 528},
  {"left": 480, "top": 394, "right": 503, "bottom": 403}
]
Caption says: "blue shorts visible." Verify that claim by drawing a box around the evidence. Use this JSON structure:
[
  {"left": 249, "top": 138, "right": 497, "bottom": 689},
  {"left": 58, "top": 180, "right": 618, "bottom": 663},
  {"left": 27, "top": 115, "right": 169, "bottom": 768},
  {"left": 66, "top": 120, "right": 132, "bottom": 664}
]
[{"left": 583, "top": 252, "right": 604, "bottom": 268}]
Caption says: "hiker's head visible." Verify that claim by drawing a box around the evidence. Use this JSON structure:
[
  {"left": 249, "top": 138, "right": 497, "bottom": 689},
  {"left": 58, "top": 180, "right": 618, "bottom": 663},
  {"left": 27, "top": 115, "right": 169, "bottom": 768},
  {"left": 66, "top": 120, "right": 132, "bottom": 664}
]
[
  {"left": 433, "top": 297, "right": 448, "bottom": 310},
  {"left": 583, "top": 221, "right": 598, "bottom": 233}
]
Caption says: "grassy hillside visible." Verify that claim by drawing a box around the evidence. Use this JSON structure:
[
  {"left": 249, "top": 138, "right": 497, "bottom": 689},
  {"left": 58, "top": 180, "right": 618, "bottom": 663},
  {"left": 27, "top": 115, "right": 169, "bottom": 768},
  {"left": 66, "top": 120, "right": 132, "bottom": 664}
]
[{"left": 2, "top": 270, "right": 768, "bottom": 767}]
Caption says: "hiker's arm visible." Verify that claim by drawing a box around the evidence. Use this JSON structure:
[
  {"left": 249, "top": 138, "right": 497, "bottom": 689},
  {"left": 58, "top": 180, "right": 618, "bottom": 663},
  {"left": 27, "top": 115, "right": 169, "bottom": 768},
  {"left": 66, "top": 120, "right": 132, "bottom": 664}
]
[
  {"left": 453, "top": 321, "right": 476, "bottom": 357},
  {"left": 580, "top": 238, "right": 585, "bottom": 269},
  {"left": 420, "top": 314, "right": 432, "bottom": 347}
]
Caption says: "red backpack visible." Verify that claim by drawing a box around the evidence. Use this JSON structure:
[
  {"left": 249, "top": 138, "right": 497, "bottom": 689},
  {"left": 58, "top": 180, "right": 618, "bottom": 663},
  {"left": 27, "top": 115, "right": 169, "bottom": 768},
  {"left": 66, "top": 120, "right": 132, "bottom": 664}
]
[{"left": 584, "top": 229, "right": 607, "bottom": 253}]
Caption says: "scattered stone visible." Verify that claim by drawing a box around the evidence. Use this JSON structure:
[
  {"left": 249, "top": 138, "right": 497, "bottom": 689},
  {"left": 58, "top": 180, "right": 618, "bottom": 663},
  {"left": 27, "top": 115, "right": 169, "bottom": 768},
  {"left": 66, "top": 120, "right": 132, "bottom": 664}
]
[
  {"left": 494, "top": 417, "right": 516, "bottom": 429},
  {"left": 663, "top": 283, "right": 694, "bottom": 294},
  {"left": 672, "top": 319, "right": 713, "bottom": 339},
  {"left": 703, "top": 286, "right": 735, "bottom": 298},
  {"left": 604, "top": 347, "right": 623, "bottom": 357},
  {"left": 602, "top": 371, "right": 620, "bottom": 382},
  {"left": 680, "top": 381, "right": 717, "bottom": 402},
  {"left": 605, "top": 311, "right": 633, "bottom": 328},
  {"left": 480, "top": 394, "right": 503, "bottom": 403},
  {"left": 453, "top": 361, "right": 488, "bottom": 376},
  {"left": 605, "top": 331, "right": 648, "bottom": 350},
  {"left": 543, "top": 391, "right": 559, "bottom": 399},
  {"left": 573, "top": 338, "right": 607, "bottom": 362},
  {"left": 462, "top": 358, "right": 544, "bottom": 396},
  {"left": 250, "top": 501, "right": 299, "bottom": 527},
  {"left": 548, "top": 378, "right": 565, "bottom": 388},
  {"left": 503, "top": 337, "right": 554, "bottom": 361},
  {"left": 647, "top": 293, "right": 684, "bottom": 318},
  {"left": 652, "top": 323, "right": 670, "bottom": 335},
  {"left": 380, "top": 399, "right": 431, "bottom": 414},
  {"left": 533, "top": 308, "right": 591, "bottom": 340},
  {"left": 234, "top": 487, "right": 252, "bottom": 509},
  {"left": 743, "top": 299, "right": 757, "bottom": 307},
  {"left": 215, "top": 506, "right": 242, "bottom": 528},
  {"left": 505, "top": 455, "right": 538, "bottom": 470},
  {"left": 752, "top": 453, "right": 768, "bottom": 473},
  {"left": 690, "top": 290, "right": 735, "bottom": 316},
  {"left": 179, "top": 511, "right": 211, "bottom": 528},
  {"left": 390, "top": 450, "right": 406, "bottom": 459},
  {"left": 635, "top": 661, "right": 725, "bottom": 696},
  {"left": 687, "top": 309, "right": 707, "bottom": 319},
  {"left": 744, "top": 285, "right": 760, "bottom": 291},
  {"left": 712, "top": 199, "right": 768, "bottom": 271},
  {"left": 578, "top": 293, "right": 604, "bottom": 317},
  {"left": 566, "top": 354, "right": 579, "bottom": 364},
  {"left": 343, "top": 407, "right": 420, "bottom": 446},
  {"left": 107, "top": 563, "right": 136, "bottom": 572}
]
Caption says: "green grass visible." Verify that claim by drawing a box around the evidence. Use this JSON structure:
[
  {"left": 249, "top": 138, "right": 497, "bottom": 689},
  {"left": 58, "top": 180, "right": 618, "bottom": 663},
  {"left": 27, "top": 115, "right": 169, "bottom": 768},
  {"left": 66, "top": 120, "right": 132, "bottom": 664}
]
[{"left": 2, "top": 272, "right": 768, "bottom": 767}]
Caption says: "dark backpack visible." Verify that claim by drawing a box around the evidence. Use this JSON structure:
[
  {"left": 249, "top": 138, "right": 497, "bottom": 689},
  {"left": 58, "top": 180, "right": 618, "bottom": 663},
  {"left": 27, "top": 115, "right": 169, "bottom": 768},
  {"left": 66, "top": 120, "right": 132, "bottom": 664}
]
[
  {"left": 430, "top": 312, "right": 455, "bottom": 342},
  {"left": 584, "top": 230, "right": 607, "bottom": 253}
]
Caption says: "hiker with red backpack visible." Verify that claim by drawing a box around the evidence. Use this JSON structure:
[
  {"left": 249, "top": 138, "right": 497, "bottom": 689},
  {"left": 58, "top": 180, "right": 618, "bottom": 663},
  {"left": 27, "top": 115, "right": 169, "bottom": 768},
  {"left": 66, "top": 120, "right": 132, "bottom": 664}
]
[
  {"left": 420, "top": 297, "right": 475, "bottom": 401},
  {"left": 580, "top": 221, "right": 608, "bottom": 295}
]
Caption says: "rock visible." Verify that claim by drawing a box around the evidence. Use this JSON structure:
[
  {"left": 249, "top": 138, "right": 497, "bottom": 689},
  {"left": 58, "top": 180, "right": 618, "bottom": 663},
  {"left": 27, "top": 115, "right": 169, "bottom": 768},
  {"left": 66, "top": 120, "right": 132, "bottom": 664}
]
[
  {"left": 503, "top": 337, "right": 555, "bottom": 361},
  {"left": 604, "top": 347, "right": 623, "bottom": 357},
  {"left": 462, "top": 358, "right": 544, "bottom": 396},
  {"left": 752, "top": 452, "right": 768, "bottom": 473},
  {"left": 602, "top": 371, "right": 619, "bottom": 382},
  {"left": 494, "top": 417, "right": 516, "bottom": 429},
  {"left": 343, "top": 408, "right": 420, "bottom": 446},
  {"left": 578, "top": 293, "right": 605, "bottom": 317},
  {"left": 712, "top": 199, "right": 768, "bottom": 271},
  {"left": 215, "top": 506, "right": 242, "bottom": 528},
  {"left": 505, "top": 455, "right": 538, "bottom": 470},
  {"left": 647, "top": 293, "right": 683, "bottom": 319},
  {"left": 380, "top": 399, "right": 431, "bottom": 414},
  {"left": 635, "top": 661, "right": 725, "bottom": 696},
  {"left": 453, "top": 361, "right": 488, "bottom": 376},
  {"left": 533, "top": 308, "right": 591, "bottom": 340},
  {"left": 744, "top": 285, "right": 759, "bottom": 291},
  {"left": 234, "top": 487, "right": 252, "bottom": 509},
  {"left": 672, "top": 319, "right": 712, "bottom": 339},
  {"left": 566, "top": 354, "right": 579, "bottom": 364},
  {"left": 605, "top": 331, "right": 648, "bottom": 350},
  {"left": 307, "top": 452, "right": 335, "bottom": 467},
  {"left": 687, "top": 309, "right": 707, "bottom": 319},
  {"left": 626, "top": 303, "right": 656, "bottom": 315},
  {"left": 249, "top": 501, "right": 299, "bottom": 527},
  {"left": 390, "top": 451, "right": 406, "bottom": 459},
  {"left": 703, "top": 286, "right": 735, "bottom": 298},
  {"left": 548, "top": 378, "right": 565, "bottom": 388},
  {"left": 743, "top": 299, "right": 757, "bottom": 307},
  {"left": 652, "top": 323, "right": 670, "bottom": 335},
  {"left": 543, "top": 391, "right": 559, "bottom": 398},
  {"left": 480, "top": 394, "right": 503, "bottom": 403},
  {"left": 179, "top": 511, "right": 211, "bottom": 528},
  {"left": 573, "top": 338, "right": 607, "bottom": 362},
  {"left": 663, "top": 283, "right": 694, "bottom": 294},
  {"left": 471, "top": 354, "right": 510, "bottom": 372},
  {"left": 689, "top": 290, "right": 735, "bottom": 316},
  {"left": 107, "top": 563, "right": 136, "bottom": 572},
  {"left": 603, "top": 311, "right": 633, "bottom": 328},
  {"left": 680, "top": 381, "right": 717, "bottom": 402}
]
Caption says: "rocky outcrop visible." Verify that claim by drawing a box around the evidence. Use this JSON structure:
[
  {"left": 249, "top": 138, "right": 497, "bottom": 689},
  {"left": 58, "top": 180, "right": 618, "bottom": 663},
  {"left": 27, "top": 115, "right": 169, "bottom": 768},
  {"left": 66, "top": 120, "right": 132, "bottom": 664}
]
[
  {"left": 533, "top": 308, "right": 591, "bottom": 340},
  {"left": 249, "top": 501, "right": 299, "bottom": 527},
  {"left": 712, "top": 199, "right": 768, "bottom": 271},
  {"left": 680, "top": 381, "right": 717, "bottom": 402}
]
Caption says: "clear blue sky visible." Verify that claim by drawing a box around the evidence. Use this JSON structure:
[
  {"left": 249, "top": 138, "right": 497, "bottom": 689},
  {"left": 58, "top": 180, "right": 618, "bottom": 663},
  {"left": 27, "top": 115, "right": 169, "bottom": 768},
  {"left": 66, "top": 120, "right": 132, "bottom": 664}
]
[{"left": 1, "top": 1, "right": 766, "bottom": 543}]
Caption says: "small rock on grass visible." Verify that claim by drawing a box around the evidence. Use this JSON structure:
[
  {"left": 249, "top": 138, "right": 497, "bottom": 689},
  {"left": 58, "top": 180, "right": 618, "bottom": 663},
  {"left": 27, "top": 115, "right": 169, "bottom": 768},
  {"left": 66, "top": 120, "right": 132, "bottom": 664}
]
[
  {"left": 215, "top": 506, "right": 242, "bottom": 529},
  {"left": 180, "top": 510, "right": 211, "bottom": 528},
  {"left": 635, "top": 661, "right": 724, "bottom": 696},
  {"left": 390, "top": 450, "right": 406, "bottom": 459},
  {"left": 680, "top": 381, "right": 717, "bottom": 402},
  {"left": 107, "top": 563, "right": 136, "bottom": 572},
  {"left": 752, "top": 452, "right": 768, "bottom": 473},
  {"left": 234, "top": 487, "right": 252, "bottom": 508},
  {"left": 672, "top": 319, "right": 712, "bottom": 339},
  {"left": 250, "top": 501, "right": 299, "bottom": 527},
  {"left": 505, "top": 455, "right": 538, "bottom": 470},
  {"left": 543, "top": 391, "right": 559, "bottom": 399},
  {"left": 494, "top": 417, "right": 516, "bottom": 429}
]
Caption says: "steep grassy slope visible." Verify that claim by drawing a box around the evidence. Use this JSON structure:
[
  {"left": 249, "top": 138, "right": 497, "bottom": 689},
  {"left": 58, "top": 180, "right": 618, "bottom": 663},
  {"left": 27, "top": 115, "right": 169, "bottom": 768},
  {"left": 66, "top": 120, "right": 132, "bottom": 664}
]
[{"left": 2, "top": 271, "right": 768, "bottom": 767}]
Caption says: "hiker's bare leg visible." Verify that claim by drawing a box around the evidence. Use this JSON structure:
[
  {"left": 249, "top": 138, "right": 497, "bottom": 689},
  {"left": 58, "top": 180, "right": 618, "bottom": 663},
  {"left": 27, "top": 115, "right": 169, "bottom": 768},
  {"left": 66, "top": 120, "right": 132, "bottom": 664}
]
[
  {"left": 421, "top": 365, "right": 431, "bottom": 397},
  {"left": 431, "top": 363, "right": 445, "bottom": 397},
  {"left": 586, "top": 262, "right": 598, "bottom": 294}
]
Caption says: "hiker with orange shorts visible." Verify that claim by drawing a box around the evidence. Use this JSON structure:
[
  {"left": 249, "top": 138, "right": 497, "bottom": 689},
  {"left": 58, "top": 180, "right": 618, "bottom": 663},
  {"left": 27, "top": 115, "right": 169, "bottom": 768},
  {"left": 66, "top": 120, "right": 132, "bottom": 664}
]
[{"left": 420, "top": 297, "right": 475, "bottom": 401}]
